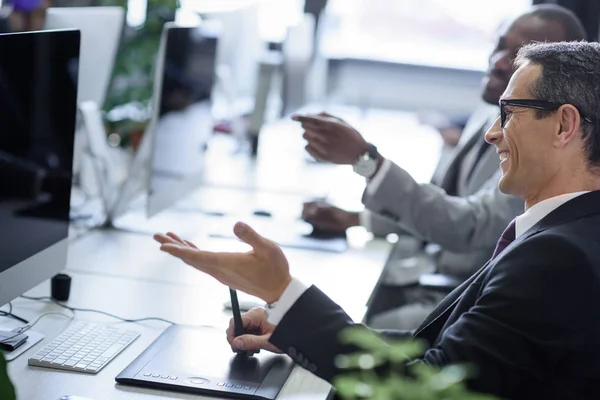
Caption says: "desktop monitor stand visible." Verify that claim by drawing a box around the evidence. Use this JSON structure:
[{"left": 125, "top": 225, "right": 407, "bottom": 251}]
[
  {"left": 77, "top": 102, "right": 164, "bottom": 236},
  {"left": 78, "top": 103, "right": 215, "bottom": 237}
]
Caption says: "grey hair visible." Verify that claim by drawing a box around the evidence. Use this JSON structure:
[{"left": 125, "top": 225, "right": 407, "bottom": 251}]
[{"left": 515, "top": 41, "right": 600, "bottom": 169}]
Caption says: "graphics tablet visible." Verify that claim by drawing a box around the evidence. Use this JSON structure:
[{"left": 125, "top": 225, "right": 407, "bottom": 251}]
[{"left": 116, "top": 325, "right": 294, "bottom": 399}]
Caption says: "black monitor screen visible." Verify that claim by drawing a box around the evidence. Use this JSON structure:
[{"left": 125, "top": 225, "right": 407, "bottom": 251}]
[
  {"left": 148, "top": 26, "right": 218, "bottom": 216},
  {"left": 0, "top": 30, "right": 79, "bottom": 273},
  {"left": 160, "top": 26, "right": 217, "bottom": 116}
]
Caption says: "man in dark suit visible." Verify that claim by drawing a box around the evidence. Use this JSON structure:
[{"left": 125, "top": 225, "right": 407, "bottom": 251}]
[
  {"left": 297, "top": 4, "right": 586, "bottom": 330},
  {"left": 155, "top": 41, "right": 600, "bottom": 399}
]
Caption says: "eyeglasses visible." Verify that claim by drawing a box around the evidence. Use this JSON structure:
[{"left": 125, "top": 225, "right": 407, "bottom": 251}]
[{"left": 499, "top": 99, "right": 593, "bottom": 128}]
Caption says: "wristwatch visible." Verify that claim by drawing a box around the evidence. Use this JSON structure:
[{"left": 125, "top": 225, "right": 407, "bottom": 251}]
[{"left": 352, "top": 143, "right": 380, "bottom": 178}]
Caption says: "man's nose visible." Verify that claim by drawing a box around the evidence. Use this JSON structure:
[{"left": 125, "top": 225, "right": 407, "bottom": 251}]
[{"left": 485, "top": 117, "right": 503, "bottom": 145}]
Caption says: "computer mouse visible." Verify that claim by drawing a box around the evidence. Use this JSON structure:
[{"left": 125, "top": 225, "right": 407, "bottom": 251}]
[
  {"left": 306, "top": 228, "right": 346, "bottom": 239},
  {"left": 252, "top": 209, "right": 272, "bottom": 218}
]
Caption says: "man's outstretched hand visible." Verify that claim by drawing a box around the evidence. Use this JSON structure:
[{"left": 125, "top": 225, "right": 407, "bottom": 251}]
[
  {"left": 293, "top": 112, "right": 368, "bottom": 164},
  {"left": 154, "top": 224, "right": 292, "bottom": 304}
]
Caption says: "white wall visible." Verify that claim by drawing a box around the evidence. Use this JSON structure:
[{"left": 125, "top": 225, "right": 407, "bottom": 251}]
[{"left": 326, "top": 59, "right": 485, "bottom": 118}]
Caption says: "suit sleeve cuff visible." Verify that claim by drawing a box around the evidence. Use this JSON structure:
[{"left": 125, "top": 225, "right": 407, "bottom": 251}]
[
  {"left": 359, "top": 210, "right": 372, "bottom": 231},
  {"left": 267, "top": 278, "right": 310, "bottom": 325},
  {"left": 365, "top": 158, "right": 392, "bottom": 197}
]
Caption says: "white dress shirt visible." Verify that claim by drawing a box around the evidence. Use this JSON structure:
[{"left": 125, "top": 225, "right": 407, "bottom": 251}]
[
  {"left": 514, "top": 191, "right": 589, "bottom": 238},
  {"left": 267, "top": 191, "right": 590, "bottom": 325}
]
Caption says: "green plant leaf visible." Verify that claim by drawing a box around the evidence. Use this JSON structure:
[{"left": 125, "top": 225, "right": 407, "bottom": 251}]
[
  {"left": 338, "top": 327, "right": 389, "bottom": 352},
  {"left": 0, "top": 352, "right": 16, "bottom": 400},
  {"left": 334, "top": 327, "right": 499, "bottom": 399}
]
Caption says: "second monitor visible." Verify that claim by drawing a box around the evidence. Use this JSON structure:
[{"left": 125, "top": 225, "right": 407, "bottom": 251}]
[{"left": 147, "top": 23, "right": 219, "bottom": 217}]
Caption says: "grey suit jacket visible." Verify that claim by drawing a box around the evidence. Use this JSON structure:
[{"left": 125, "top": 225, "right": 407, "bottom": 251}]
[{"left": 364, "top": 105, "right": 524, "bottom": 277}]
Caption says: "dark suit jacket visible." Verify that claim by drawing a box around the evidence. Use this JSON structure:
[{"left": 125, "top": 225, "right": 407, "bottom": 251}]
[{"left": 270, "top": 190, "right": 600, "bottom": 400}]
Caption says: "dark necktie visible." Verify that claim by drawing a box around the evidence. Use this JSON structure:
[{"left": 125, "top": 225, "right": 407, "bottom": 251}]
[
  {"left": 467, "top": 134, "right": 491, "bottom": 183},
  {"left": 491, "top": 220, "right": 516, "bottom": 260}
]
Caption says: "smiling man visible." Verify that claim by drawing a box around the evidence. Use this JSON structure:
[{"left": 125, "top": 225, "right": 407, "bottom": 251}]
[
  {"left": 156, "top": 41, "right": 600, "bottom": 400},
  {"left": 296, "top": 5, "right": 587, "bottom": 331}
]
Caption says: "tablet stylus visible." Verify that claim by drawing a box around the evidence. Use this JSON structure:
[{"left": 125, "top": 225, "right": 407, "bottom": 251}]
[{"left": 229, "top": 288, "right": 245, "bottom": 338}]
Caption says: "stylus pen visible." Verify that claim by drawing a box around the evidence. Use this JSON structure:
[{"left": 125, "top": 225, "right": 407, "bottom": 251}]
[{"left": 229, "top": 288, "right": 245, "bottom": 337}]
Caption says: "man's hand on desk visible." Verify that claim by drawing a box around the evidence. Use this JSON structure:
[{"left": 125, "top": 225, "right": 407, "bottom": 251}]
[
  {"left": 292, "top": 112, "right": 369, "bottom": 165},
  {"left": 302, "top": 201, "right": 359, "bottom": 233},
  {"left": 226, "top": 308, "right": 282, "bottom": 354},
  {"left": 153, "top": 226, "right": 292, "bottom": 304}
]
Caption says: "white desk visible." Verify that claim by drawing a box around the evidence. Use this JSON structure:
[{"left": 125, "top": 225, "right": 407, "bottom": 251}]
[
  {"left": 5, "top": 106, "right": 441, "bottom": 399},
  {"left": 7, "top": 193, "right": 390, "bottom": 400},
  {"left": 6, "top": 272, "right": 331, "bottom": 400}
]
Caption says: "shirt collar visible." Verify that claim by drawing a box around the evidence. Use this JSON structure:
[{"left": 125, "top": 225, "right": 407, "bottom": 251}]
[{"left": 515, "top": 191, "right": 590, "bottom": 238}]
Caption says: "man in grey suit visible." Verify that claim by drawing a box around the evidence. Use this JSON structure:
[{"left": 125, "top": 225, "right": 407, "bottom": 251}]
[{"left": 297, "top": 4, "right": 587, "bottom": 329}]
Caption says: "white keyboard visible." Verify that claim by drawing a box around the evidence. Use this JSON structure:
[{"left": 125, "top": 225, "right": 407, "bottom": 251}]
[{"left": 28, "top": 322, "right": 140, "bottom": 374}]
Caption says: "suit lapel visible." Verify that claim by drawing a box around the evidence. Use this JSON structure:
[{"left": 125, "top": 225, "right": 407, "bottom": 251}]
[
  {"left": 411, "top": 191, "right": 600, "bottom": 345},
  {"left": 497, "top": 190, "right": 600, "bottom": 258},
  {"left": 440, "top": 124, "right": 484, "bottom": 194},
  {"left": 440, "top": 107, "right": 498, "bottom": 194},
  {"left": 412, "top": 260, "right": 491, "bottom": 341},
  {"left": 464, "top": 143, "right": 498, "bottom": 194}
]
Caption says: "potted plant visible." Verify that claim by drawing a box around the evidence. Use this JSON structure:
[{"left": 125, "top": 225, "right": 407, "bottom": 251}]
[
  {"left": 0, "top": 352, "right": 16, "bottom": 400},
  {"left": 334, "top": 327, "right": 497, "bottom": 400},
  {"left": 101, "top": 0, "right": 179, "bottom": 149}
]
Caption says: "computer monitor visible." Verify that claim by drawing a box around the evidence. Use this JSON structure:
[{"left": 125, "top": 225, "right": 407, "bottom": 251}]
[
  {"left": 185, "top": 1, "right": 264, "bottom": 104},
  {"left": 43, "top": 6, "right": 125, "bottom": 108},
  {"left": 0, "top": 29, "right": 80, "bottom": 306},
  {"left": 43, "top": 7, "right": 124, "bottom": 207},
  {"left": 106, "top": 22, "right": 219, "bottom": 228},
  {"left": 147, "top": 23, "right": 219, "bottom": 217}
]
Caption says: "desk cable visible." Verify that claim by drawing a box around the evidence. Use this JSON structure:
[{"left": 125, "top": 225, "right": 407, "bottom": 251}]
[
  {"left": 0, "top": 312, "right": 75, "bottom": 360},
  {"left": 20, "top": 295, "right": 176, "bottom": 325},
  {"left": 0, "top": 302, "right": 28, "bottom": 324}
]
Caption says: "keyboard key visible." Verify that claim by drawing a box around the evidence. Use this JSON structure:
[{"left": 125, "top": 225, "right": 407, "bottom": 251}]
[
  {"left": 27, "top": 322, "right": 140, "bottom": 375},
  {"left": 99, "top": 344, "right": 124, "bottom": 358}
]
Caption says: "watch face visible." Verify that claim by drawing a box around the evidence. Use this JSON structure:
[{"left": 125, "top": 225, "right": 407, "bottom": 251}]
[{"left": 353, "top": 158, "right": 378, "bottom": 178}]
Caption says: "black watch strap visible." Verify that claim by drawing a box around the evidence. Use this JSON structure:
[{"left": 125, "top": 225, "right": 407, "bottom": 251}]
[{"left": 366, "top": 143, "right": 379, "bottom": 160}]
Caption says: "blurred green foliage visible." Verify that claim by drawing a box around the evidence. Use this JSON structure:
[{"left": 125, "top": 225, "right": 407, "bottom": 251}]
[
  {"left": 100, "top": 0, "right": 179, "bottom": 141},
  {"left": 333, "top": 327, "right": 498, "bottom": 400},
  {"left": 0, "top": 352, "right": 16, "bottom": 400}
]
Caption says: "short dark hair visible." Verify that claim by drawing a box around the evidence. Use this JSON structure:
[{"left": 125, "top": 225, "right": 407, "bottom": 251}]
[
  {"left": 528, "top": 4, "right": 587, "bottom": 41},
  {"left": 515, "top": 42, "right": 600, "bottom": 169}
]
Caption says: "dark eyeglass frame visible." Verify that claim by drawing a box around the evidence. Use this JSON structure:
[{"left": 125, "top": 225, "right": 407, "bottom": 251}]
[{"left": 499, "top": 99, "right": 593, "bottom": 128}]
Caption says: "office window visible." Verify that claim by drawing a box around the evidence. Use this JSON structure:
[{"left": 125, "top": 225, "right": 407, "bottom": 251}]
[{"left": 323, "top": 0, "right": 532, "bottom": 71}]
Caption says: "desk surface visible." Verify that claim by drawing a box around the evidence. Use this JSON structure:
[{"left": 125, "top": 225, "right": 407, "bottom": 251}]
[
  {"left": 5, "top": 106, "right": 440, "bottom": 400},
  {"left": 7, "top": 189, "right": 390, "bottom": 400},
  {"left": 6, "top": 272, "right": 331, "bottom": 400}
]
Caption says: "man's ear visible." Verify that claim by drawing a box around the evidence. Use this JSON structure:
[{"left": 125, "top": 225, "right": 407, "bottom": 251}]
[{"left": 555, "top": 104, "right": 581, "bottom": 148}]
